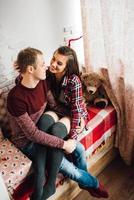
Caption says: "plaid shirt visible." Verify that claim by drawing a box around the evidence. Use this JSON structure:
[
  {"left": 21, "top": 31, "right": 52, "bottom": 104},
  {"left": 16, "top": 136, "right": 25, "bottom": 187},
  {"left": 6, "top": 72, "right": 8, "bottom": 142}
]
[{"left": 59, "top": 74, "right": 88, "bottom": 139}]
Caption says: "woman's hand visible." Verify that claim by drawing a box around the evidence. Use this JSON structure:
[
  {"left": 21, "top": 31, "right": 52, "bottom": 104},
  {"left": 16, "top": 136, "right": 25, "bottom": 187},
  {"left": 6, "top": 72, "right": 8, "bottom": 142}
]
[{"left": 76, "top": 117, "right": 85, "bottom": 134}]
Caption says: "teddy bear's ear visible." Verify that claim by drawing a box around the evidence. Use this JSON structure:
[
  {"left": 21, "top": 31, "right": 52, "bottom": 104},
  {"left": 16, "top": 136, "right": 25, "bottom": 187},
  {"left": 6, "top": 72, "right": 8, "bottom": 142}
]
[
  {"left": 81, "top": 73, "right": 87, "bottom": 83},
  {"left": 100, "top": 76, "right": 107, "bottom": 85},
  {"left": 81, "top": 73, "right": 89, "bottom": 81}
]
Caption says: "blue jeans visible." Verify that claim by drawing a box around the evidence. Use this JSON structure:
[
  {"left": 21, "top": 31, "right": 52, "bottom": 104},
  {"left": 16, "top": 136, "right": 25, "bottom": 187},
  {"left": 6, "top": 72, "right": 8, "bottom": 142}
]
[
  {"left": 59, "top": 141, "right": 99, "bottom": 188},
  {"left": 22, "top": 141, "right": 99, "bottom": 189}
]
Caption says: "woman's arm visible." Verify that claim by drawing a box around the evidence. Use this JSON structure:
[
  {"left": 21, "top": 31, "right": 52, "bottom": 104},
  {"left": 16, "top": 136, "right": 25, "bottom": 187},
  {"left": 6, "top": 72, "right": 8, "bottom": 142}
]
[{"left": 69, "top": 75, "right": 87, "bottom": 139}]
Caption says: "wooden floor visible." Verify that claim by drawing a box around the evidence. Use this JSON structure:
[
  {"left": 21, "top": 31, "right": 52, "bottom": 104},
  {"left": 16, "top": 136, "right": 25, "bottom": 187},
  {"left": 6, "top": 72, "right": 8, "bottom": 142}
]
[{"left": 73, "top": 156, "right": 134, "bottom": 200}]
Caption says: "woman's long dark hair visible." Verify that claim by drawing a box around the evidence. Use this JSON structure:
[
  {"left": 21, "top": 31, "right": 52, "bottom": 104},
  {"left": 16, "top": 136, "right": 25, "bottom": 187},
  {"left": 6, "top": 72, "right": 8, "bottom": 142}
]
[
  {"left": 47, "top": 46, "right": 81, "bottom": 100},
  {"left": 54, "top": 46, "right": 80, "bottom": 77}
]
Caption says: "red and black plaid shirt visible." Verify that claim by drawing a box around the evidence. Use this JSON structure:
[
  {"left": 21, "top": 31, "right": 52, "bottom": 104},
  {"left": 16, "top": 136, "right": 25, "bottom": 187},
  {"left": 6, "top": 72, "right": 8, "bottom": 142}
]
[{"left": 48, "top": 74, "right": 88, "bottom": 139}]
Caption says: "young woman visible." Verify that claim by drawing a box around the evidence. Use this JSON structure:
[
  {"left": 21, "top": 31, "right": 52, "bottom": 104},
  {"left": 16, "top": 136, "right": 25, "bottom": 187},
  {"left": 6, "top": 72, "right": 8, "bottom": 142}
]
[
  {"left": 46, "top": 46, "right": 88, "bottom": 139},
  {"left": 39, "top": 46, "right": 109, "bottom": 199},
  {"left": 29, "top": 46, "right": 89, "bottom": 200}
]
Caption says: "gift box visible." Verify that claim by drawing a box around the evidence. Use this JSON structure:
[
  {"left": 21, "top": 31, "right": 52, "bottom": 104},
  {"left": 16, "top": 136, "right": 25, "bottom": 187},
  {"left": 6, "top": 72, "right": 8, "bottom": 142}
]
[
  {"left": 78, "top": 106, "right": 117, "bottom": 156},
  {"left": 0, "top": 138, "right": 32, "bottom": 194}
]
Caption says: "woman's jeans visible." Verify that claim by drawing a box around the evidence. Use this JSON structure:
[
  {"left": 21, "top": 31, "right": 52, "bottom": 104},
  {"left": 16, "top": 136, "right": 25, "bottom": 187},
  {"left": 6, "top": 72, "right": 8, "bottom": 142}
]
[{"left": 59, "top": 141, "right": 99, "bottom": 189}]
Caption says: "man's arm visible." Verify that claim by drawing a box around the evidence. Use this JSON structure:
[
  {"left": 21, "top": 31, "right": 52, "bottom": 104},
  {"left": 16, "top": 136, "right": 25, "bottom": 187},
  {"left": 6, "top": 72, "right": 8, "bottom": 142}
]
[
  {"left": 15, "top": 112, "right": 76, "bottom": 153},
  {"left": 63, "top": 139, "right": 76, "bottom": 153}
]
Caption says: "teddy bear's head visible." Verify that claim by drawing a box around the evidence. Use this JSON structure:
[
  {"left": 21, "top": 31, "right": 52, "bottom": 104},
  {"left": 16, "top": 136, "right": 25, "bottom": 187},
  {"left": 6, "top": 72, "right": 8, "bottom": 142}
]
[
  {"left": 81, "top": 72, "right": 109, "bottom": 108},
  {"left": 81, "top": 72, "right": 103, "bottom": 95}
]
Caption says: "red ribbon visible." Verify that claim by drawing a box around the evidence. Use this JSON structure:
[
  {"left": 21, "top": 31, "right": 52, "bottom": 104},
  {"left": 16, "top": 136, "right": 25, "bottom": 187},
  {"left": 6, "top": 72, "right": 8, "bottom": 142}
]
[{"left": 68, "top": 36, "right": 83, "bottom": 47}]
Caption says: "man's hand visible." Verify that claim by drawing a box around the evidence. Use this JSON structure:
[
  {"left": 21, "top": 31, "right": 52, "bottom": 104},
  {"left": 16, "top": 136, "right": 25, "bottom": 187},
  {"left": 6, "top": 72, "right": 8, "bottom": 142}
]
[{"left": 62, "top": 139, "right": 76, "bottom": 154}]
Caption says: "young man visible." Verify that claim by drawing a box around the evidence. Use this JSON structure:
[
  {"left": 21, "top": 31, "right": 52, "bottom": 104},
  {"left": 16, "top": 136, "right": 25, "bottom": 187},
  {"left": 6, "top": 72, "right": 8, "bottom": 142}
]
[
  {"left": 7, "top": 47, "right": 76, "bottom": 200},
  {"left": 7, "top": 47, "right": 108, "bottom": 200},
  {"left": 7, "top": 48, "right": 75, "bottom": 152}
]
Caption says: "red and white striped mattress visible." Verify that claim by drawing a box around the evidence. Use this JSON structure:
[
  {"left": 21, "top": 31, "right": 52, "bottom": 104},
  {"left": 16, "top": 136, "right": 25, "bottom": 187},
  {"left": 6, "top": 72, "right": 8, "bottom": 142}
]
[{"left": 78, "top": 105, "right": 117, "bottom": 156}]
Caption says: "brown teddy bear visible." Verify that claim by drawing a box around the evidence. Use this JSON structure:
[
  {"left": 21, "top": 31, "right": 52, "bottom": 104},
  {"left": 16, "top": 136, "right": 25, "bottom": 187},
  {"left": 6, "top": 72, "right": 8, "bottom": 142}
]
[{"left": 81, "top": 72, "right": 110, "bottom": 108}]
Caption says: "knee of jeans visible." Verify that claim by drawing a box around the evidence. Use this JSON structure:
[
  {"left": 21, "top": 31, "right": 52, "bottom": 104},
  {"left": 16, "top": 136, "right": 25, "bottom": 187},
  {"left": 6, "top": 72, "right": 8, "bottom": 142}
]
[
  {"left": 59, "top": 158, "right": 80, "bottom": 178},
  {"left": 50, "top": 122, "right": 67, "bottom": 139}
]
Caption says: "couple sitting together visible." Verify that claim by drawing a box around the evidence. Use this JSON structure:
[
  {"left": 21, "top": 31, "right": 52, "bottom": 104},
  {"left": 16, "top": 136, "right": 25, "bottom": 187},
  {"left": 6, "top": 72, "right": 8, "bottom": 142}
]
[{"left": 7, "top": 46, "right": 109, "bottom": 200}]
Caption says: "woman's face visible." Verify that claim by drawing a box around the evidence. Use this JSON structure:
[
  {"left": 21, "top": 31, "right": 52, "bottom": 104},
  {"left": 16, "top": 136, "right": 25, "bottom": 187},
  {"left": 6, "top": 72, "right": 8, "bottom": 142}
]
[{"left": 50, "top": 52, "right": 68, "bottom": 76}]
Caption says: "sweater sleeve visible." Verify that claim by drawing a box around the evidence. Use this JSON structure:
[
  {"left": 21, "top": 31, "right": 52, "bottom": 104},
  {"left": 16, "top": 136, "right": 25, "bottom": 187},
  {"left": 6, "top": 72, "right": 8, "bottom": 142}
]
[
  {"left": 7, "top": 93, "right": 64, "bottom": 149},
  {"left": 14, "top": 113, "right": 64, "bottom": 149}
]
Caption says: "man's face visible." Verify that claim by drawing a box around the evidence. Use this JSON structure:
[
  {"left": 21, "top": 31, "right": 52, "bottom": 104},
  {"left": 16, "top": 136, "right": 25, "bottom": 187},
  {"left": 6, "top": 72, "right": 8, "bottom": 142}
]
[{"left": 33, "top": 54, "right": 47, "bottom": 80}]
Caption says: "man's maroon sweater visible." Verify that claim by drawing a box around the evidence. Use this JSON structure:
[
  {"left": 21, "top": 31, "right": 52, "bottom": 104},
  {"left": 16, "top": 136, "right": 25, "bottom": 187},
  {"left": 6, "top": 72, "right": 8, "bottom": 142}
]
[{"left": 7, "top": 80, "right": 64, "bottom": 149}]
